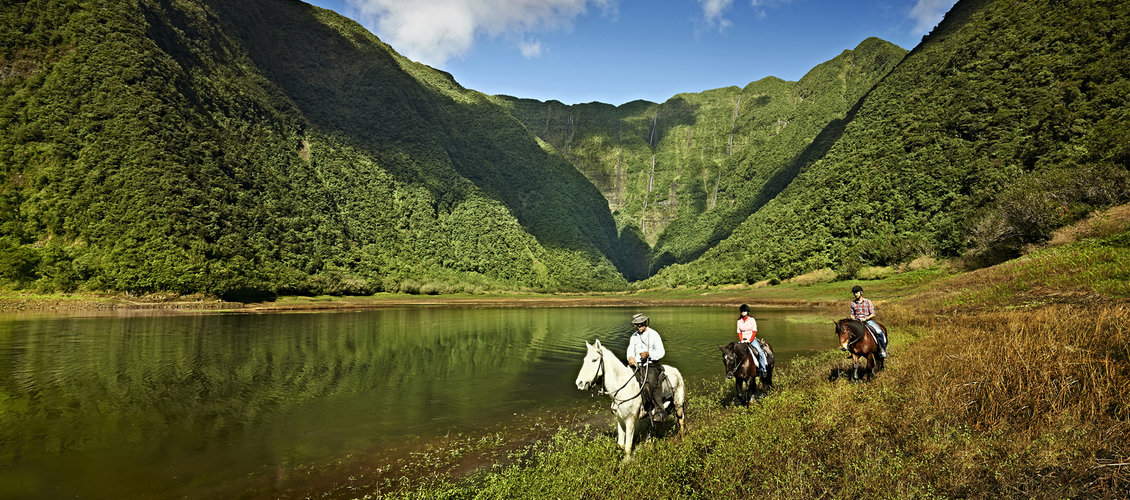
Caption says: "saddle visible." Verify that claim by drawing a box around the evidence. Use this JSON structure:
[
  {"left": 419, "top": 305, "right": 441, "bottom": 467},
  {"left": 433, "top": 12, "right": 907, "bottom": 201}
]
[{"left": 742, "top": 340, "right": 764, "bottom": 372}]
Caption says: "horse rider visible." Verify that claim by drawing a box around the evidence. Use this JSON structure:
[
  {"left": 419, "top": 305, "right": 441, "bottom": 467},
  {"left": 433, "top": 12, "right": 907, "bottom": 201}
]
[
  {"left": 627, "top": 313, "right": 667, "bottom": 422},
  {"left": 737, "top": 304, "right": 768, "bottom": 376},
  {"left": 850, "top": 285, "right": 887, "bottom": 357}
]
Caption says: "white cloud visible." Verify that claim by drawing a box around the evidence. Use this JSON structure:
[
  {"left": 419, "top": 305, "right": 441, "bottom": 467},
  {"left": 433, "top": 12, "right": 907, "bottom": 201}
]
[
  {"left": 345, "top": 0, "right": 614, "bottom": 66},
  {"left": 698, "top": 0, "right": 734, "bottom": 30},
  {"left": 908, "top": 0, "right": 959, "bottom": 35},
  {"left": 519, "top": 39, "right": 544, "bottom": 58},
  {"left": 750, "top": 0, "right": 790, "bottom": 19}
]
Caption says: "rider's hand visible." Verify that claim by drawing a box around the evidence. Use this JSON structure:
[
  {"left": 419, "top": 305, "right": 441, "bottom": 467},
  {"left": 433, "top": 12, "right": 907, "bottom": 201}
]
[
  {"left": 628, "top": 357, "right": 636, "bottom": 367},
  {"left": 641, "top": 351, "right": 650, "bottom": 359}
]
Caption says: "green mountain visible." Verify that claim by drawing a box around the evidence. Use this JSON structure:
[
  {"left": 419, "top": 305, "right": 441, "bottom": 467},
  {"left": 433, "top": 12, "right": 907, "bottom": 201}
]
[
  {"left": 2, "top": 0, "right": 1127, "bottom": 296},
  {"left": 0, "top": 0, "right": 638, "bottom": 297},
  {"left": 648, "top": 0, "right": 1130, "bottom": 286},
  {"left": 495, "top": 38, "right": 908, "bottom": 275}
]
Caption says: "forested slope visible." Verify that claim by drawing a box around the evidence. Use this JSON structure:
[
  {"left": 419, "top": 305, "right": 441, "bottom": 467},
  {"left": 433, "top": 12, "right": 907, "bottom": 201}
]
[
  {"left": 495, "top": 38, "right": 907, "bottom": 274},
  {"left": 3, "top": 0, "right": 1126, "bottom": 296},
  {"left": 0, "top": 0, "right": 638, "bottom": 297},
  {"left": 650, "top": 0, "right": 1130, "bottom": 286}
]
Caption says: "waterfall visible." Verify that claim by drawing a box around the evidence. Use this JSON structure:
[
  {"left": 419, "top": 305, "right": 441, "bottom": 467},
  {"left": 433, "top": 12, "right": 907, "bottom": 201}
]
[
  {"left": 616, "top": 120, "right": 623, "bottom": 192},
  {"left": 710, "top": 171, "right": 721, "bottom": 210},
  {"left": 729, "top": 93, "right": 742, "bottom": 156},
  {"left": 649, "top": 111, "right": 658, "bottom": 149},
  {"left": 648, "top": 155, "right": 655, "bottom": 192},
  {"left": 543, "top": 102, "right": 551, "bottom": 135},
  {"left": 641, "top": 153, "right": 657, "bottom": 235},
  {"left": 565, "top": 111, "right": 574, "bottom": 154}
]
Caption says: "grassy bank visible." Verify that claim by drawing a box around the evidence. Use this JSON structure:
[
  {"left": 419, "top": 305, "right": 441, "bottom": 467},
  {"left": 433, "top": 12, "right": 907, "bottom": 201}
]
[{"left": 371, "top": 234, "right": 1130, "bottom": 498}]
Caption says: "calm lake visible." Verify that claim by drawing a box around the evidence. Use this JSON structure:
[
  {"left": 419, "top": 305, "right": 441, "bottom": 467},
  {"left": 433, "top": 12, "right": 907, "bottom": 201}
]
[{"left": 0, "top": 306, "right": 833, "bottom": 498}]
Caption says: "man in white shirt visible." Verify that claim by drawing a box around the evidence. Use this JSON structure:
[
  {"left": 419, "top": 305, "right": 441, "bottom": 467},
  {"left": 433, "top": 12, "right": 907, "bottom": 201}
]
[{"left": 627, "top": 313, "right": 666, "bottom": 422}]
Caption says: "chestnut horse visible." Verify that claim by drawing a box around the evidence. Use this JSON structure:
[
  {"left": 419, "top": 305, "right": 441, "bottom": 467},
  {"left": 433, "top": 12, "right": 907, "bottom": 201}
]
[
  {"left": 833, "top": 318, "right": 886, "bottom": 380},
  {"left": 718, "top": 339, "right": 774, "bottom": 405}
]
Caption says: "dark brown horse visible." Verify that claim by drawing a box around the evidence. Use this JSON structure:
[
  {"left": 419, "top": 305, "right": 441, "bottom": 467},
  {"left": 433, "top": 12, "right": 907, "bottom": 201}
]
[
  {"left": 718, "top": 340, "right": 774, "bottom": 405},
  {"left": 833, "top": 319, "right": 886, "bottom": 380}
]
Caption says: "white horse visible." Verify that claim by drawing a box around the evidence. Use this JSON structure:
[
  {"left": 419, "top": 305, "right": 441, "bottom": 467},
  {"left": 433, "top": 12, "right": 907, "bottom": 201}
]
[{"left": 574, "top": 339, "right": 686, "bottom": 460}]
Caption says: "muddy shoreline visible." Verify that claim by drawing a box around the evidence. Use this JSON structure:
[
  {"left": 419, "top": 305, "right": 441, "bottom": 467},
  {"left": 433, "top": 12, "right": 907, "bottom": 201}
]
[{"left": 0, "top": 291, "right": 839, "bottom": 315}]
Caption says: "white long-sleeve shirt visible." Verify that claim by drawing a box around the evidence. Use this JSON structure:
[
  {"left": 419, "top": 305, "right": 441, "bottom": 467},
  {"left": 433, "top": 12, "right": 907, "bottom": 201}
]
[
  {"left": 737, "top": 316, "right": 758, "bottom": 342},
  {"left": 626, "top": 327, "right": 665, "bottom": 364}
]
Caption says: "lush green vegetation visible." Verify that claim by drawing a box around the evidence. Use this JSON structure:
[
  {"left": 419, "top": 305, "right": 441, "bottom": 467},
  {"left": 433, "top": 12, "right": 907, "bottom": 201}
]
[
  {"left": 647, "top": 0, "right": 1130, "bottom": 286},
  {"left": 495, "top": 37, "right": 907, "bottom": 274},
  {"left": 3, "top": 0, "right": 1129, "bottom": 298},
  {"left": 0, "top": 0, "right": 634, "bottom": 298}
]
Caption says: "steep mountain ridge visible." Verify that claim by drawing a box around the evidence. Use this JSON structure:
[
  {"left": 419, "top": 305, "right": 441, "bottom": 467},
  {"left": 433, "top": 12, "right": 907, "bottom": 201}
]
[
  {"left": 496, "top": 37, "right": 907, "bottom": 274},
  {"left": 649, "top": 0, "right": 1130, "bottom": 286},
  {"left": 0, "top": 0, "right": 637, "bottom": 295},
  {"left": 2, "top": 0, "right": 1127, "bottom": 296}
]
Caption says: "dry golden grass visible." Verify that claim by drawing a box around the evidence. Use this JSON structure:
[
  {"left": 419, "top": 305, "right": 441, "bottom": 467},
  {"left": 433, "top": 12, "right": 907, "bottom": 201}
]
[
  {"left": 1045, "top": 203, "right": 1130, "bottom": 247},
  {"left": 902, "top": 254, "right": 938, "bottom": 271},
  {"left": 787, "top": 267, "right": 837, "bottom": 285},
  {"left": 857, "top": 265, "right": 894, "bottom": 280},
  {"left": 882, "top": 303, "right": 1130, "bottom": 495}
]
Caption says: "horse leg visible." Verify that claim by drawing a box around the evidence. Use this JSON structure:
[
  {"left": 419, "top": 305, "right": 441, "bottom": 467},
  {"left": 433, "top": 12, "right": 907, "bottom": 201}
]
[
  {"left": 851, "top": 354, "right": 860, "bottom": 380},
  {"left": 622, "top": 417, "right": 636, "bottom": 461},
  {"left": 675, "top": 403, "right": 685, "bottom": 438},
  {"left": 616, "top": 418, "right": 626, "bottom": 450}
]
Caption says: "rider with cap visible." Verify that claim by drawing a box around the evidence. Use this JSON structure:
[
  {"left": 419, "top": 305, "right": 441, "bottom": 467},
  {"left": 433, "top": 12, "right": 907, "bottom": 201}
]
[
  {"left": 737, "top": 304, "right": 769, "bottom": 376},
  {"left": 627, "top": 313, "right": 667, "bottom": 422},
  {"left": 850, "top": 285, "right": 887, "bottom": 357}
]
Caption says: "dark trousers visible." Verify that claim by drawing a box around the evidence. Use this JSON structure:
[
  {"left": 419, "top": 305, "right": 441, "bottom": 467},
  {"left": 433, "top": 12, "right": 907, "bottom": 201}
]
[{"left": 634, "top": 363, "right": 664, "bottom": 410}]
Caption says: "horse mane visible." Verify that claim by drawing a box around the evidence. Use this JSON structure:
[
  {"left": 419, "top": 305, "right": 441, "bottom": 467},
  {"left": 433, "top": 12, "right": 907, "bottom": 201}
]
[
  {"left": 596, "top": 343, "right": 633, "bottom": 374},
  {"left": 722, "top": 341, "right": 743, "bottom": 358},
  {"left": 840, "top": 319, "right": 871, "bottom": 341}
]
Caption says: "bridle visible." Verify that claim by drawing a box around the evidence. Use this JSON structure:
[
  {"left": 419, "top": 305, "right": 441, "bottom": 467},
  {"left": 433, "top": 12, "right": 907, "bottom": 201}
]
[
  {"left": 839, "top": 321, "right": 863, "bottom": 348},
  {"left": 725, "top": 343, "right": 758, "bottom": 377},
  {"left": 724, "top": 347, "right": 742, "bottom": 378},
  {"left": 585, "top": 346, "right": 644, "bottom": 407}
]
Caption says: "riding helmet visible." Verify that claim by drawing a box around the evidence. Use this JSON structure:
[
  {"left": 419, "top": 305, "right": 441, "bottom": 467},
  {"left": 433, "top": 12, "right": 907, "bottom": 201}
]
[
  {"left": 739, "top": 304, "right": 750, "bottom": 313},
  {"left": 851, "top": 285, "right": 863, "bottom": 293}
]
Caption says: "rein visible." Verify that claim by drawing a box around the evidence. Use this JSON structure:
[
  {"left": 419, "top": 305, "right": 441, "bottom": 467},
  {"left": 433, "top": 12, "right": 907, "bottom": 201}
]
[
  {"left": 588, "top": 348, "right": 644, "bottom": 407},
  {"left": 841, "top": 321, "right": 869, "bottom": 348},
  {"left": 726, "top": 347, "right": 744, "bottom": 378},
  {"left": 726, "top": 343, "right": 757, "bottom": 378}
]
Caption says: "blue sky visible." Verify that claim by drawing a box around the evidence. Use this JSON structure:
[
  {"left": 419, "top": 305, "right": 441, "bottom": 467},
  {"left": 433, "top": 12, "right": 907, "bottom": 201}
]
[{"left": 303, "top": 0, "right": 959, "bottom": 105}]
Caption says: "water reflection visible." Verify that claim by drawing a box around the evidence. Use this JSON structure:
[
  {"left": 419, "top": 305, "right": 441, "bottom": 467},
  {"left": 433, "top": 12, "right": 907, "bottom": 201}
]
[{"left": 0, "top": 306, "right": 832, "bottom": 498}]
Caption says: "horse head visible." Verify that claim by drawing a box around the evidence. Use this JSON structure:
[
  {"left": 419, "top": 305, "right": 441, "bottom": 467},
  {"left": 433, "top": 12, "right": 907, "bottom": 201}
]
[
  {"left": 718, "top": 342, "right": 740, "bottom": 379},
  {"left": 834, "top": 320, "right": 852, "bottom": 351},
  {"left": 835, "top": 319, "right": 872, "bottom": 352},
  {"left": 575, "top": 340, "right": 605, "bottom": 391}
]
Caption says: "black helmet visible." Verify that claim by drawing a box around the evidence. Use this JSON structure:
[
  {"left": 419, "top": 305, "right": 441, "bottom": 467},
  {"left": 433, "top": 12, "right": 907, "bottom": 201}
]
[
  {"left": 851, "top": 285, "right": 863, "bottom": 293},
  {"left": 739, "top": 304, "right": 750, "bottom": 313}
]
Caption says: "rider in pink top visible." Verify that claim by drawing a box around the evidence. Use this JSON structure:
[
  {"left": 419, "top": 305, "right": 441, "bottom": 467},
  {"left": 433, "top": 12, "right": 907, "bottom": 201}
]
[{"left": 737, "top": 304, "right": 768, "bottom": 376}]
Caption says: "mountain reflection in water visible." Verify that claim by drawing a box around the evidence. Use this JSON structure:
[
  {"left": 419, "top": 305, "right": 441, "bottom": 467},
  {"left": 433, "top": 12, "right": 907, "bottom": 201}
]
[{"left": 0, "top": 306, "right": 830, "bottom": 498}]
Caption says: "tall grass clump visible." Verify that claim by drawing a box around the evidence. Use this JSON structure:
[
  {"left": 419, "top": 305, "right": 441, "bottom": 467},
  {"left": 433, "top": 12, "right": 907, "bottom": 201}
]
[{"left": 887, "top": 304, "right": 1130, "bottom": 496}]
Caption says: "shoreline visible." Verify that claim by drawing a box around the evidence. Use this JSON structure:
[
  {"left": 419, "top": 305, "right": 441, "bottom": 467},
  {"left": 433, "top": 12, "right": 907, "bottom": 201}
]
[{"left": 0, "top": 290, "right": 840, "bottom": 316}]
